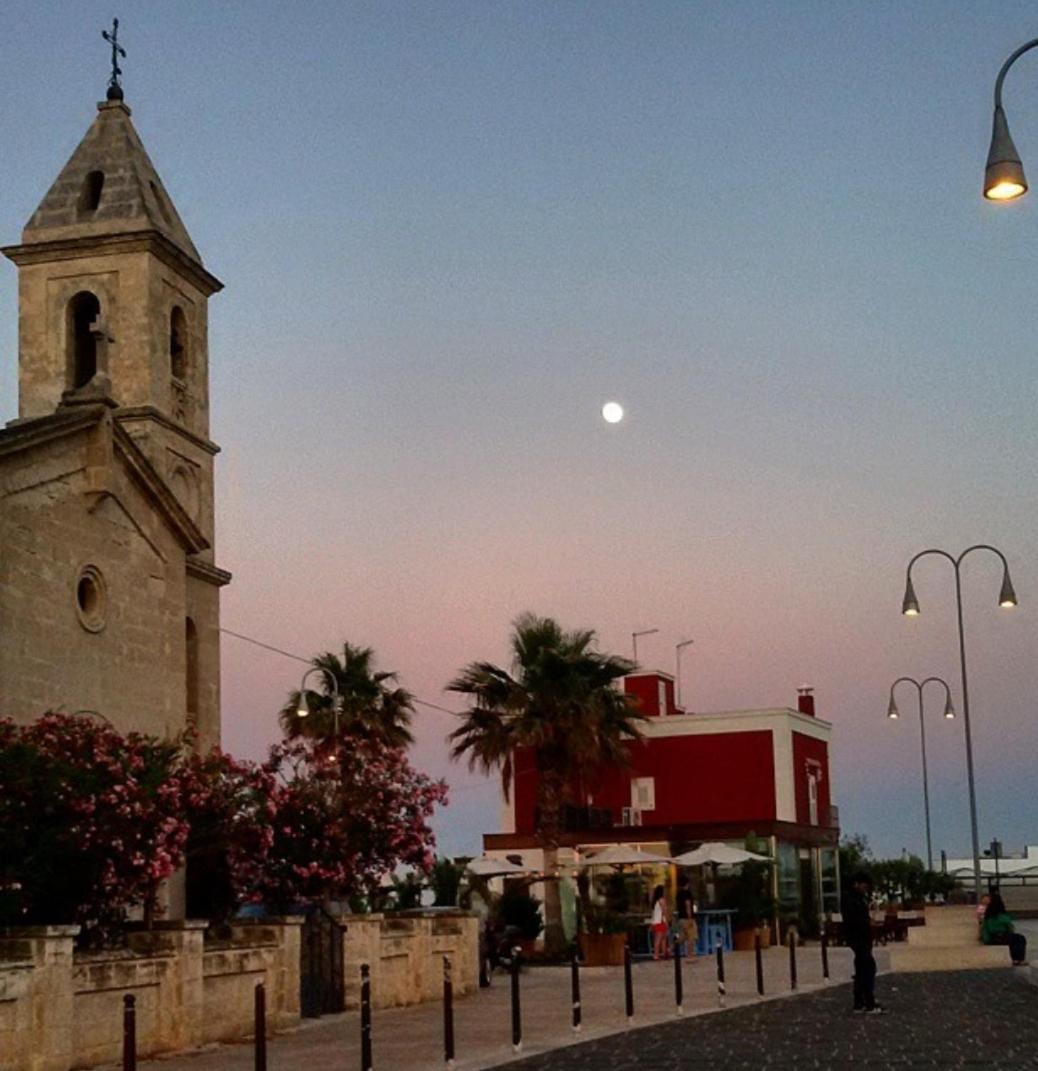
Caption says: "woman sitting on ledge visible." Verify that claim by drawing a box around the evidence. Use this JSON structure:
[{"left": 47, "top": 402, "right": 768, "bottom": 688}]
[{"left": 980, "top": 893, "right": 1028, "bottom": 965}]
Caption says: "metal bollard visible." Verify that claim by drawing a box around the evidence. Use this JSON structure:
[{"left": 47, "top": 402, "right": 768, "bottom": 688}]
[
  {"left": 754, "top": 932, "right": 764, "bottom": 997},
  {"left": 122, "top": 994, "right": 137, "bottom": 1071},
  {"left": 254, "top": 982, "right": 267, "bottom": 1071},
  {"left": 360, "top": 963, "right": 373, "bottom": 1071},
  {"left": 715, "top": 941, "right": 726, "bottom": 1008},
  {"left": 570, "top": 950, "right": 582, "bottom": 1034},
  {"left": 788, "top": 930, "right": 798, "bottom": 991},
  {"left": 623, "top": 943, "right": 634, "bottom": 1023},
  {"left": 443, "top": 955, "right": 455, "bottom": 1070},
  {"left": 510, "top": 948, "right": 522, "bottom": 1055},
  {"left": 673, "top": 934, "right": 683, "bottom": 1015},
  {"left": 821, "top": 926, "right": 830, "bottom": 980}
]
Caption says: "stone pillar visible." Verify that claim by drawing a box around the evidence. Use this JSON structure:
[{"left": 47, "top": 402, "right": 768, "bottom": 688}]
[
  {"left": 145, "top": 921, "right": 206, "bottom": 1052},
  {"left": 340, "top": 915, "right": 382, "bottom": 1010},
  {"left": 259, "top": 917, "right": 302, "bottom": 1029},
  {"left": 0, "top": 925, "right": 78, "bottom": 1071}
]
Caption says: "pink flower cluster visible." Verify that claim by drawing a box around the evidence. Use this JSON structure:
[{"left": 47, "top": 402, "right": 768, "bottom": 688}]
[{"left": 0, "top": 714, "right": 190, "bottom": 932}]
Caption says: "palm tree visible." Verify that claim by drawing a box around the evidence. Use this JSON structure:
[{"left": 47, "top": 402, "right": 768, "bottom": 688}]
[
  {"left": 448, "top": 613, "right": 646, "bottom": 955},
  {"left": 279, "top": 643, "right": 415, "bottom": 749}
]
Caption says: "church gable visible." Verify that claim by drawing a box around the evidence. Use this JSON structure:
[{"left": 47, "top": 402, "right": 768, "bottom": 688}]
[{"left": 0, "top": 416, "right": 192, "bottom": 732}]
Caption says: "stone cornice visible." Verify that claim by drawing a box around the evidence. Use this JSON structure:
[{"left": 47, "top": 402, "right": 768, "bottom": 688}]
[
  {"left": 186, "top": 557, "right": 233, "bottom": 587},
  {"left": 111, "top": 421, "right": 209, "bottom": 554},
  {"left": 1, "top": 230, "right": 223, "bottom": 296},
  {"left": 0, "top": 404, "right": 106, "bottom": 458},
  {"left": 116, "top": 407, "right": 220, "bottom": 456}
]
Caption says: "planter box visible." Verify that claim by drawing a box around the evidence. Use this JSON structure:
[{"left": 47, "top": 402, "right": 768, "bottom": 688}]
[
  {"left": 733, "top": 924, "right": 771, "bottom": 952},
  {"left": 579, "top": 932, "right": 626, "bottom": 967}
]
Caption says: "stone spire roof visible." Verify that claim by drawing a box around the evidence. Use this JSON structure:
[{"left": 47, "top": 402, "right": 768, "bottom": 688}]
[{"left": 21, "top": 100, "right": 202, "bottom": 263}]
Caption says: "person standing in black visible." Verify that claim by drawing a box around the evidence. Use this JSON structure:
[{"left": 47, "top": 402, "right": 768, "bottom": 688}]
[{"left": 841, "top": 872, "right": 883, "bottom": 1013}]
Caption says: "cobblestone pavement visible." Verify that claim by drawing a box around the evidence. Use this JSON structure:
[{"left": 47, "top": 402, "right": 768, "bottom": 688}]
[{"left": 509, "top": 969, "right": 1038, "bottom": 1070}]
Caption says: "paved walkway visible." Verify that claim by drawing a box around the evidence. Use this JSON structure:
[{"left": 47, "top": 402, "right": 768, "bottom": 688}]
[
  {"left": 121, "top": 944, "right": 857, "bottom": 1070},
  {"left": 510, "top": 968, "right": 1038, "bottom": 1069}
]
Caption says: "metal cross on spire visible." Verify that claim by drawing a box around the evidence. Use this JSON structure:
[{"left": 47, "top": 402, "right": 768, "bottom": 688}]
[{"left": 101, "top": 18, "right": 127, "bottom": 101}]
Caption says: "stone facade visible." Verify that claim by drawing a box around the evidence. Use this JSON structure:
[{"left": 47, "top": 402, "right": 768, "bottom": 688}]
[
  {"left": 0, "top": 921, "right": 301, "bottom": 1071},
  {"left": 339, "top": 911, "right": 480, "bottom": 1009},
  {"left": 0, "top": 97, "right": 229, "bottom": 748}
]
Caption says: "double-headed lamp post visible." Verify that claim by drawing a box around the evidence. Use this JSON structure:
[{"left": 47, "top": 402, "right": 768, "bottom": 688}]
[
  {"left": 887, "top": 676, "right": 956, "bottom": 872},
  {"left": 296, "top": 665, "right": 341, "bottom": 740},
  {"left": 984, "top": 37, "right": 1038, "bottom": 201},
  {"left": 901, "top": 545, "right": 1017, "bottom": 901}
]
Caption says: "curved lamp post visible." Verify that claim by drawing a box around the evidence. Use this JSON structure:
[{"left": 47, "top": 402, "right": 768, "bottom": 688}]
[
  {"left": 675, "top": 639, "right": 694, "bottom": 708},
  {"left": 984, "top": 38, "right": 1038, "bottom": 201},
  {"left": 297, "top": 665, "right": 342, "bottom": 739},
  {"left": 631, "top": 628, "right": 658, "bottom": 664},
  {"left": 887, "top": 676, "right": 956, "bottom": 871},
  {"left": 901, "top": 545, "right": 1017, "bottom": 900}
]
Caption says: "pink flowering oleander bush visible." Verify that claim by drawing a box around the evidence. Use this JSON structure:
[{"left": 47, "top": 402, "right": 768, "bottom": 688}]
[
  {"left": 0, "top": 714, "right": 189, "bottom": 940},
  {"left": 256, "top": 737, "right": 449, "bottom": 913},
  {"left": 0, "top": 715, "right": 449, "bottom": 937},
  {"left": 181, "top": 749, "right": 278, "bottom": 924}
]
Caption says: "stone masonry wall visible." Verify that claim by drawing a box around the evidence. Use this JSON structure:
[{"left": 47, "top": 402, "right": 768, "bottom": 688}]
[
  {"left": 339, "top": 911, "right": 479, "bottom": 1010},
  {"left": 0, "top": 920, "right": 300, "bottom": 1071}
]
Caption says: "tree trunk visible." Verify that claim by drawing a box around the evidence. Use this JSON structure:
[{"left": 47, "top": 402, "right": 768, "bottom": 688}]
[{"left": 537, "top": 776, "right": 566, "bottom": 958}]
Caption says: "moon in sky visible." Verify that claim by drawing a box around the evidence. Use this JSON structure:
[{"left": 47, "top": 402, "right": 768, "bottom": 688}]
[{"left": 602, "top": 401, "right": 624, "bottom": 424}]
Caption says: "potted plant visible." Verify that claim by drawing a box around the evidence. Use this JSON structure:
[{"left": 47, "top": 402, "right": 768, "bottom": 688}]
[
  {"left": 721, "top": 861, "right": 775, "bottom": 951},
  {"left": 577, "top": 870, "right": 630, "bottom": 966},
  {"left": 497, "top": 886, "right": 544, "bottom": 954}
]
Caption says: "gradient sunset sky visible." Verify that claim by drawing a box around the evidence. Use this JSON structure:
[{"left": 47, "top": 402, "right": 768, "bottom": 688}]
[{"left": 2, "top": 2, "right": 1037, "bottom": 862}]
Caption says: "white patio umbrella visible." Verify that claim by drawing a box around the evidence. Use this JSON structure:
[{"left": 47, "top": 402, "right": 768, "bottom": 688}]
[
  {"left": 466, "top": 855, "right": 537, "bottom": 879},
  {"left": 671, "top": 842, "right": 770, "bottom": 867},
  {"left": 579, "top": 845, "right": 673, "bottom": 868}
]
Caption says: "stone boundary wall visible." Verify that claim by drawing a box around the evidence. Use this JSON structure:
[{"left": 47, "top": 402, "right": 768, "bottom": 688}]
[
  {"left": 0, "top": 919, "right": 301, "bottom": 1071},
  {"left": 338, "top": 911, "right": 479, "bottom": 1010}
]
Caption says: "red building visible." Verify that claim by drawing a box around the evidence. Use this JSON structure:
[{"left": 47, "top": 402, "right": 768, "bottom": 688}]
[{"left": 483, "top": 673, "right": 841, "bottom": 928}]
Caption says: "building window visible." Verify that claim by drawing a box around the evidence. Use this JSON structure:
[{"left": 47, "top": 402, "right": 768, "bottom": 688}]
[
  {"left": 74, "top": 564, "right": 107, "bottom": 633},
  {"left": 631, "top": 776, "right": 656, "bottom": 811},
  {"left": 170, "top": 306, "right": 188, "bottom": 381},
  {"left": 657, "top": 678, "right": 667, "bottom": 715},
  {"left": 67, "top": 291, "right": 101, "bottom": 389},
  {"left": 185, "top": 617, "right": 199, "bottom": 732},
  {"left": 808, "top": 772, "right": 819, "bottom": 826},
  {"left": 77, "top": 170, "right": 105, "bottom": 216}
]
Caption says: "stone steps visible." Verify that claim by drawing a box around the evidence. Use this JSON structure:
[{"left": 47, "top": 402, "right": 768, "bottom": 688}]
[
  {"left": 907, "top": 923, "right": 981, "bottom": 948},
  {"left": 888, "top": 944, "right": 1011, "bottom": 972}
]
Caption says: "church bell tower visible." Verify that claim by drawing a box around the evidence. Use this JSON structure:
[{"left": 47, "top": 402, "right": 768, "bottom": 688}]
[
  {"left": 3, "top": 90, "right": 224, "bottom": 558},
  {"left": 1, "top": 41, "right": 230, "bottom": 748}
]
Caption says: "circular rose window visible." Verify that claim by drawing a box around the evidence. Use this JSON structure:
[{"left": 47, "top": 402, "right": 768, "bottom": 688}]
[{"left": 75, "top": 565, "right": 107, "bottom": 633}]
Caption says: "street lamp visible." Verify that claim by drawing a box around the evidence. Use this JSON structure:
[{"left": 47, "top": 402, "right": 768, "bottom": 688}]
[
  {"left": 631, "top": 628, "right": 659, "bottom": 664},
  {"left": 297, "top": 665, "right": 342, "bottom": 739},
  {"left": 901, "top": 545, "right": 1018, "bottom": 900},
  {"left": 984, "top": 838, "right": 1003, "bottom": 887},
  {"left": 886, "top": 676, "right": 956, "bottom": 871},
  {"left": 983, "top": 38, "right": 1038, "bottom": 201},
  {"left": 675, "top": 639, "right": 694, "bottom": 708}
]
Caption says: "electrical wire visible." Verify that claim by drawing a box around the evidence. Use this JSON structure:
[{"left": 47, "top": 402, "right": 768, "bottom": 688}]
[{"left": 219, "top": 626, "right": 462, "bottom": 718}]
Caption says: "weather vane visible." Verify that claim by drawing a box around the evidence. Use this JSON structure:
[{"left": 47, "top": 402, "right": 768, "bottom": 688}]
[{"left": 101, "top": 18, "right": 127, "bottom": 101}]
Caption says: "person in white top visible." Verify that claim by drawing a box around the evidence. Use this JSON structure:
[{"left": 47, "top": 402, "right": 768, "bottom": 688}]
[{"left": 651, "top": 884, "right": 670, "bottom": 960}]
